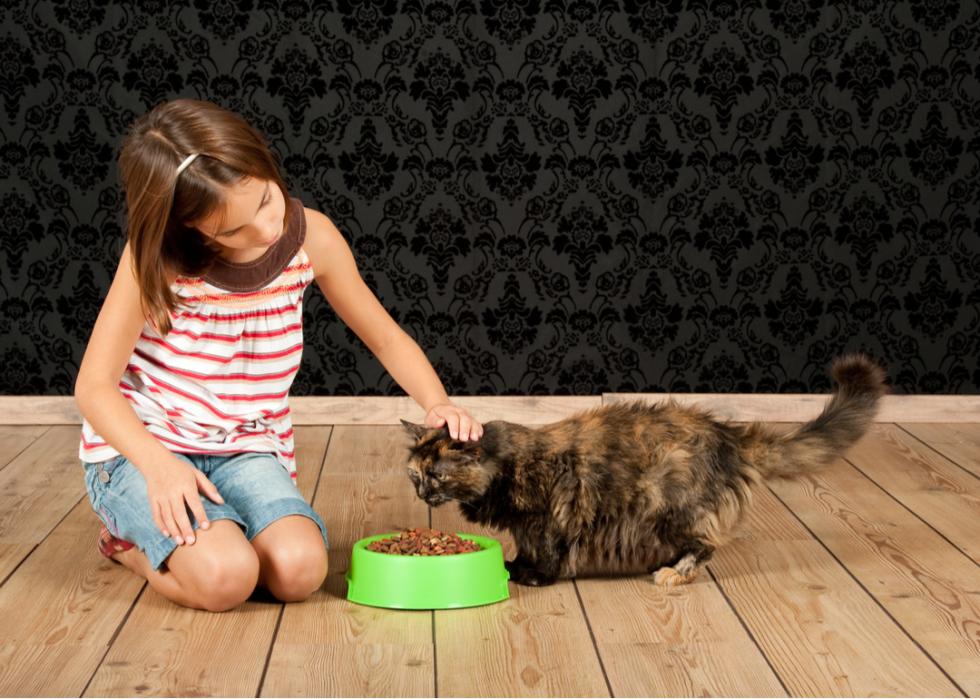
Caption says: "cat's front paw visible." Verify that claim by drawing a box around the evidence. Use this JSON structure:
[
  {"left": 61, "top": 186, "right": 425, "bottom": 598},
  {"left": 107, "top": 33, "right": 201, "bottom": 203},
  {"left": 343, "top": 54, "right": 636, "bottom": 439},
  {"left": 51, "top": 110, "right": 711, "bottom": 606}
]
[
  {"left": 652, "top": 565, "right": 699, "bottom": 587},
  {"left": 506, "top": 559, "right": 557, "bottom": 586}
]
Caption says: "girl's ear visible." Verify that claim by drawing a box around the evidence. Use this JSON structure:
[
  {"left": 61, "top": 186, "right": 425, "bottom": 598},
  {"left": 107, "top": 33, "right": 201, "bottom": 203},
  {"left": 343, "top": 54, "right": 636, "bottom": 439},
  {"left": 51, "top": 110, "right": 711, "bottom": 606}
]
[{"left": 400, "top": 419, "right": 428, "bottom": 440}]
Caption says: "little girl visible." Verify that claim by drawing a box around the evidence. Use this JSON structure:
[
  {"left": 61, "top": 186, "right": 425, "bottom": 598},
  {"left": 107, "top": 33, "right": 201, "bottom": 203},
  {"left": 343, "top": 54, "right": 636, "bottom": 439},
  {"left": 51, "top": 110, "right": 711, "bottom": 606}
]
[{"left": 75, "top": 98, "right": 483, "bottom": 612}]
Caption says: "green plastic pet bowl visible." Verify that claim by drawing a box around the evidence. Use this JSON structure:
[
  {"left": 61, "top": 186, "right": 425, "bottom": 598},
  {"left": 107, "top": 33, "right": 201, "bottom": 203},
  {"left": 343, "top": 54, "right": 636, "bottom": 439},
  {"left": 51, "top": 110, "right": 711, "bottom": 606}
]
[{"left": 345, "top": 532, "right": 510, "bottom": 610}]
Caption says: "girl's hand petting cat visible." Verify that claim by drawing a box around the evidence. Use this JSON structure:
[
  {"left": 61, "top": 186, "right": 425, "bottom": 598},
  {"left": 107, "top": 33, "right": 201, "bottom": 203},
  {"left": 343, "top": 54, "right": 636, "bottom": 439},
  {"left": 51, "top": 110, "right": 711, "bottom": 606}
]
[{"left": 425, "top": 403, "right": 483, "bottom": 441}]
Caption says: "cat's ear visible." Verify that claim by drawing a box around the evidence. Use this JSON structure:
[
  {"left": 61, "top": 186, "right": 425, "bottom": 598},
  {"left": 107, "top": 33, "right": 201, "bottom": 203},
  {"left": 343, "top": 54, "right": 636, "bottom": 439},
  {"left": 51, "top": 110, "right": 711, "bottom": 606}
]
[{"left": 400, "top": 419, "right": 428, "bottom": 440}]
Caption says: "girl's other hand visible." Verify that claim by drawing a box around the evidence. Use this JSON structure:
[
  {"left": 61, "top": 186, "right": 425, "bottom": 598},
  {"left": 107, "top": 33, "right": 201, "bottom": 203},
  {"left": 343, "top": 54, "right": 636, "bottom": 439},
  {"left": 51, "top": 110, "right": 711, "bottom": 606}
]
[
  {"left": 425, "top": 403, "right": 483, "bottom": 441},
  {"left": 142, "top": 456, "right": 225, "bottom": 546}
]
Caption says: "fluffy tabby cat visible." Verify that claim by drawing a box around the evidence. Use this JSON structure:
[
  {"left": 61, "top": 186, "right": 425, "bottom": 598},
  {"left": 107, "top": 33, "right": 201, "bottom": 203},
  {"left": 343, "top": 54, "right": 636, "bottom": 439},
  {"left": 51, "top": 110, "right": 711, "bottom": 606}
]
[{"left": 401, "top": 353, "right": 888, "bottom": 587}]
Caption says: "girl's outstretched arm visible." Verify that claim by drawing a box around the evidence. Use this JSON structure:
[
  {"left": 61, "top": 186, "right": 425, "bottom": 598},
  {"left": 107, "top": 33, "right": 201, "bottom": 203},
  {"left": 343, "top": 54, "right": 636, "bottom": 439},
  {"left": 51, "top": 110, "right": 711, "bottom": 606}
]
[{"left": 303, "top": 208, "right": 482, "bottom": 441}]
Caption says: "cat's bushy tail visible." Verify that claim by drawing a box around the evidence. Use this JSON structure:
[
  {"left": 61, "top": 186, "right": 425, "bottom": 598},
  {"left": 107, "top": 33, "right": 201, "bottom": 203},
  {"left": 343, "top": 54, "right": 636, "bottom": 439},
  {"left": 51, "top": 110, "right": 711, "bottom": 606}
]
[{"left": 740, "top": 352, "right": 889, "bottom": 480}]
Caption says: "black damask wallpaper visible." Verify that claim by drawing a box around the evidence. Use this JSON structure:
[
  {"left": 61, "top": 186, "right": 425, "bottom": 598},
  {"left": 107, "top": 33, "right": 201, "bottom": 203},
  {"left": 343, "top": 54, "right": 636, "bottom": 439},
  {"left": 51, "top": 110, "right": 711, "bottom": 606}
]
[{"left": 3, "top": 1, "right": 980, "bottom": 396}]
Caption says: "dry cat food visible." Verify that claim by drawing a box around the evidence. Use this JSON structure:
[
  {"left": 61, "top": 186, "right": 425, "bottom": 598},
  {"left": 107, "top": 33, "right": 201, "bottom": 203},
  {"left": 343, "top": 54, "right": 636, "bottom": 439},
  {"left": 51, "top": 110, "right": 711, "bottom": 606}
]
[{"left": 366, "top": 527, "right": 481, "bottom": 555}]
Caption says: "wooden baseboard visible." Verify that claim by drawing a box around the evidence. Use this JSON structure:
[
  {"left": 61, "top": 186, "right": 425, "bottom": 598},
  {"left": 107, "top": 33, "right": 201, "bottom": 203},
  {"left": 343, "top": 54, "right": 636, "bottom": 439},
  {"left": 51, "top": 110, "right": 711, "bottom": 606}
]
[{"left": 1, "top": 394, "right": 978, "bottom": 425}]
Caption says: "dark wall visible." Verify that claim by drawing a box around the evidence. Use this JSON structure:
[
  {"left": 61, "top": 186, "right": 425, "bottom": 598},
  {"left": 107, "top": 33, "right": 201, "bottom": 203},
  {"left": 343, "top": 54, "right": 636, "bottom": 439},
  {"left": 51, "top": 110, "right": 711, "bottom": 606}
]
[{"left": 4, "top": 1, "right": 980, "bottom": 396}]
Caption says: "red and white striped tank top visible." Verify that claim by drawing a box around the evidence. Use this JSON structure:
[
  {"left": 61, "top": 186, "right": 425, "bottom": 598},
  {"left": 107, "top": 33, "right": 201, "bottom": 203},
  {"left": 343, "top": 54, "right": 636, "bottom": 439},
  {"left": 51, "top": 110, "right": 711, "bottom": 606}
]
[{"left": 79, "top": 196, "right": 314, "bottom": 482}]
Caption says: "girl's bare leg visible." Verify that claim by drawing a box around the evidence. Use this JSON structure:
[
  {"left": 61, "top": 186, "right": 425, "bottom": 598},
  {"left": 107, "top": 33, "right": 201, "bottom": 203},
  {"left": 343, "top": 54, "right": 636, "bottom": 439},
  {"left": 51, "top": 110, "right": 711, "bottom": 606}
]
[{"left": 108, "top": 520, "right": 259, "bottom": 611}]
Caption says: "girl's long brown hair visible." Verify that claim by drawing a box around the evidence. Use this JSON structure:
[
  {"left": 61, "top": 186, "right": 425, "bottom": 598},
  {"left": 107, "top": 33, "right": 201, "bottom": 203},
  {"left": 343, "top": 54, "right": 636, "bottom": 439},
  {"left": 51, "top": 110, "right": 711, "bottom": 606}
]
[{"left": 118, "top": 98, "right": 291, "bottom": 336}]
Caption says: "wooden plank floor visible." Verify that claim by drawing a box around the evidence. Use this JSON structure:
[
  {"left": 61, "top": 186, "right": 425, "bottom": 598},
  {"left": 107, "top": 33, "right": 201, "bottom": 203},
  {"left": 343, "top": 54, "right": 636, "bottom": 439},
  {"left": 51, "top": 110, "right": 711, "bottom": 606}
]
[{"left": 0, "top": 421, "right": 977, "bottom": 697}]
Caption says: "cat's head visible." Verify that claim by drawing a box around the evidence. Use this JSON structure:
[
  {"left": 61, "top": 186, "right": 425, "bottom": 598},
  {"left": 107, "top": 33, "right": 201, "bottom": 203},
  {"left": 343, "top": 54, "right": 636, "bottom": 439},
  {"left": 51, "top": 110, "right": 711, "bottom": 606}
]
[{"left": 400, "top": 419, "right": 498, "bottom": 507}]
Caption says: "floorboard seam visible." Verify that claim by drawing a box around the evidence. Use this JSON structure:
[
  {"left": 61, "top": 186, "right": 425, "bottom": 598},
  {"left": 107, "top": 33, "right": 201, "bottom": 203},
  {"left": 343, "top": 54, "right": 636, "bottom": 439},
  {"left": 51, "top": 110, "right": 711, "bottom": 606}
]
[
  {"left": 309, "top": 426, "right": 334, "bottom": 503},
  {"left": 1, "top": 493, "right": 85, "bottom": 588},
  {"left": 841, "top": 455, "right": 978, "bottom": 567},
  {"left": 0, "top": 544, "right": 36, "bottom": 589},
  {"left": 0, "top": 425, "right": 54, "bottom": 473},
  {"left": 255, "top": 605, "right": 286, "bottom": 698},
  {"left": 766, "top": 483, "right": 967, "bottom": 697},
  {"left": 571, "top": 579, "right": 614, "bottom": 697},
  {"left": 705, "top": 566, "right": 790, "bottom": 695},
  {"left": 894, "top": 423, "right": 980, "bottom": 483},
  {"left": 79, "top": 583, "right": 147, "bottom": 697}
]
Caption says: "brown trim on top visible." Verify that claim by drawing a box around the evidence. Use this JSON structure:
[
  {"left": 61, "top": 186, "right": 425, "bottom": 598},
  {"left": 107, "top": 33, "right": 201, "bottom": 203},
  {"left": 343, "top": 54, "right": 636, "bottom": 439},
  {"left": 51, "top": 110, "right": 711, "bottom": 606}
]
[{"left": 202, "top": 196, "right": 307, "bottom": 292}]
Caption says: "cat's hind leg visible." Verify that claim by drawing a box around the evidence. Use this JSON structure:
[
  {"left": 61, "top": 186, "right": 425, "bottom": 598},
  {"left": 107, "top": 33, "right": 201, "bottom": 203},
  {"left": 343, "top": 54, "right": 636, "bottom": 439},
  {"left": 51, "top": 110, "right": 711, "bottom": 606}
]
[{"left": 652, "top": 540, "right": 714, "bottom": 587}]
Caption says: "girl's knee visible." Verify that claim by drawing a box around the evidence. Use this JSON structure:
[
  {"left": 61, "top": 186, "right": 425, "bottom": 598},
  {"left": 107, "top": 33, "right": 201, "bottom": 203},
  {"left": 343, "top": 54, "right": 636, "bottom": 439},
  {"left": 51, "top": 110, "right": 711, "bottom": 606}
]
[
  {"left": 195, "top": 552, "right": 260, "bottom": 611},
  {"left": 263, "top": 542, "right": 328, "bottom": 602},
  {"left": 168, "top": 528, "right": 260, "bottom": 611}
]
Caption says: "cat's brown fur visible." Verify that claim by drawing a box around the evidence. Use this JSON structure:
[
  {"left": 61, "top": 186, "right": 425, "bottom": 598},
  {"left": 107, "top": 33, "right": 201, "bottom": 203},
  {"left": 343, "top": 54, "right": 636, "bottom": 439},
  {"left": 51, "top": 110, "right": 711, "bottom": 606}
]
[{"left": 402, "top": 353, "right": 889, "bottom": 586}]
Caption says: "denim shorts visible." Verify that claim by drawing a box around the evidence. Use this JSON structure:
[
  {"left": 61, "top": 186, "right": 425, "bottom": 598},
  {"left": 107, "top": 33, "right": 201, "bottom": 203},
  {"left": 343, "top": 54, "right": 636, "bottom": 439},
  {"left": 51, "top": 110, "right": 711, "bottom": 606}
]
[{"left": 81, "top": 451, "right": 329, "bottom": 571}]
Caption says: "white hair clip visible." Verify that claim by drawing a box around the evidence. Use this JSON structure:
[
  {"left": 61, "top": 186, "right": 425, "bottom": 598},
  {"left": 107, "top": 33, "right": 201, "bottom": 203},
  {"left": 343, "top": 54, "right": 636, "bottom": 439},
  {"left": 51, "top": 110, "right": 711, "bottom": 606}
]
[{"left": 176, "top": 152, "right": 199, "bottom": 175}]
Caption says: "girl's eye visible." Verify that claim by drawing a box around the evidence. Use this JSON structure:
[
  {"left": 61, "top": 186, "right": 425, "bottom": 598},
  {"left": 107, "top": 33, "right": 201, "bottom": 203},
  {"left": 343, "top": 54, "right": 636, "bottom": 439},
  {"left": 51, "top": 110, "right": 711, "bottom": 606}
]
[{"left": 220, "top": 193, "right": 270, "bottom": 237}]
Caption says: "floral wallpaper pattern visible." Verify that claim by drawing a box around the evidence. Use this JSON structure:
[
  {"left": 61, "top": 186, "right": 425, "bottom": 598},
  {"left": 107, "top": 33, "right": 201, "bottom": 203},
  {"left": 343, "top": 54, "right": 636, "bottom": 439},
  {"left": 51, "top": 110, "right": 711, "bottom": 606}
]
[{"left": 2, "top": 0, "right": 979, "bottom": 396}]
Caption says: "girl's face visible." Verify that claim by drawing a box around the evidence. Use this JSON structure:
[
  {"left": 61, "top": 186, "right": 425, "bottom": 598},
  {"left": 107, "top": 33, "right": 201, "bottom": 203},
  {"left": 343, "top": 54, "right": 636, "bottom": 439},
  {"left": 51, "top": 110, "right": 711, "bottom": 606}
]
[{"left": 188, "top": 177, "right": 286, "bottom": 261}]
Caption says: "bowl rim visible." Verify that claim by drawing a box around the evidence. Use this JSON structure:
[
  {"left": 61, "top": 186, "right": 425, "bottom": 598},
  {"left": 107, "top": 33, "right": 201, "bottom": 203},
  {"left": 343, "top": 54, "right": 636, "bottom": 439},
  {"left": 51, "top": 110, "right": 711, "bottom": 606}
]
[{"left": 350, "top": 531, "right": 502, "bottom": 560}]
